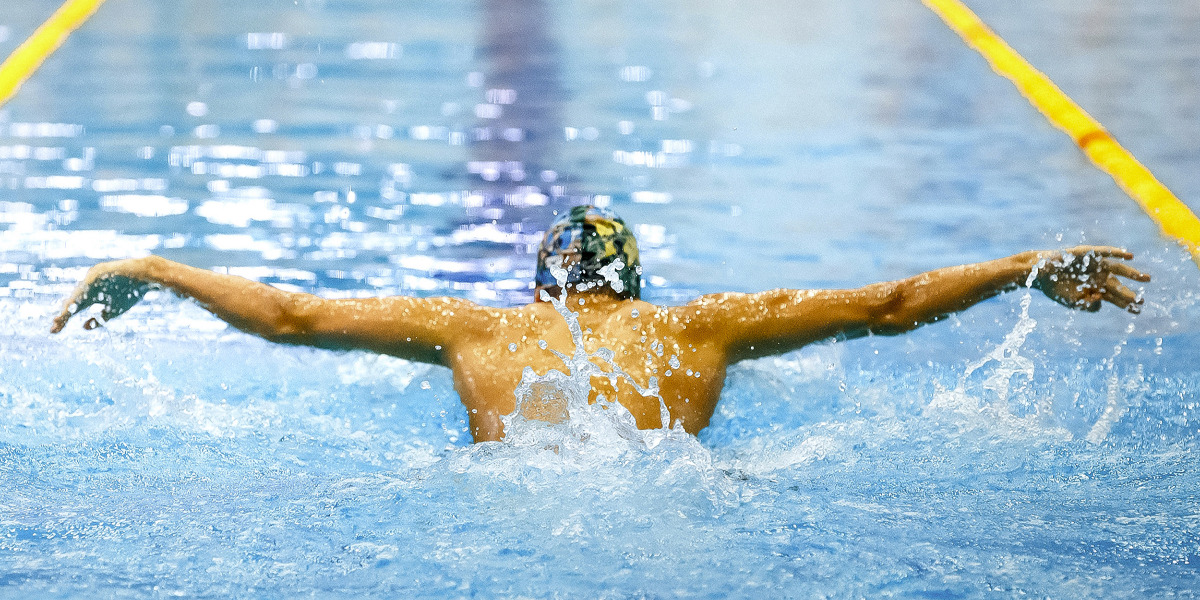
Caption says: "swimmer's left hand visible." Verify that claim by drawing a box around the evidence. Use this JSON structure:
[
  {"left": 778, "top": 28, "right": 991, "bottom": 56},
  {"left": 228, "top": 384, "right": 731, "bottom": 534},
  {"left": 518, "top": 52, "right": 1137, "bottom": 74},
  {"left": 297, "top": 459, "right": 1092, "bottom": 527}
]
[
  {"left": 51, "top": 259, "right": 155, "bottom": 333},
  {"left": 1029, "top": 246, "right": 1151, "bottom": 314}
]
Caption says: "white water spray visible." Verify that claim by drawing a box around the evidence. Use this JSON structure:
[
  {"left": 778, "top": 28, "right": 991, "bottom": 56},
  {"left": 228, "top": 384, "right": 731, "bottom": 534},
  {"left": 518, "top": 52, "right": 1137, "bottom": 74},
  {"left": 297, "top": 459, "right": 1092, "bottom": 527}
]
[
  {"left": 928, "top": 292, "right": 1039, "bottom": 420},
  {"left": 967, "top": 292, "right": 1038, "bottom": 408},
  {"left": 502, "top": 263, "right": 678, "bottom": 451}
]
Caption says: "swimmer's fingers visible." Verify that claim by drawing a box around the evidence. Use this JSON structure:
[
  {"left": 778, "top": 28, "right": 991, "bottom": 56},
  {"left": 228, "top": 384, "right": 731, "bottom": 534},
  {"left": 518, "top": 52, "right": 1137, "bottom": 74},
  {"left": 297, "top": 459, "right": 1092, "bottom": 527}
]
[
  {"left": 1102, "top": 259, "right": 1151, "bottom": 283},
  {"left": 1095, "top": 258, "right": 1149, "bottom": 314},
  {"left": 1033, "top": 248, "right": 1149, "bottom": 315},
  {"left": 50, "top": 304, "right": 78, "bottom": 333},
  {"left": 1101, "top": 275, "right": 1143, "bottom": 314},
  {"left": 50, "top": 279, "right": 101, "bottom": 333},
  {"left": 50, "top": 271, "right": 150, "bottom": 333},
  {"left": 1066, "top": 245, "right": 1134, "bottom": 261}
]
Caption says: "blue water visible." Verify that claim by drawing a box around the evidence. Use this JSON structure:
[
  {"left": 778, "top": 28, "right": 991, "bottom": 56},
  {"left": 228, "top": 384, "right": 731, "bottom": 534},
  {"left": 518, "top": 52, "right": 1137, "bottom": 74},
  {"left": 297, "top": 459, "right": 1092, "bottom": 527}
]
[{"left": 2, "top": 0, "right": 1200, "bottom": 597}]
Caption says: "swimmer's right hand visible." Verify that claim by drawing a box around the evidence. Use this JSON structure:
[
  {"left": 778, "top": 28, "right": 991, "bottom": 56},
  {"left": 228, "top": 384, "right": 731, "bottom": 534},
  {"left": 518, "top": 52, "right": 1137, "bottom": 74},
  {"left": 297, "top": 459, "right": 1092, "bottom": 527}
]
[
  {"left": 50, "top": 259, "right": 155, "bottom": 333},
  {"left": 1028, "top": 246, "right": 1151, "bottom": 314}
]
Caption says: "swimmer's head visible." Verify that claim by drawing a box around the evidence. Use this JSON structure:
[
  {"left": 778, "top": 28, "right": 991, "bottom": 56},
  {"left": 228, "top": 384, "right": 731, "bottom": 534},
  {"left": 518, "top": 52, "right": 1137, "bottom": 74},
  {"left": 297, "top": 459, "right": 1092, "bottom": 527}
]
[{"left": 535, "top": 205, "right": 641, "bottom": 300}]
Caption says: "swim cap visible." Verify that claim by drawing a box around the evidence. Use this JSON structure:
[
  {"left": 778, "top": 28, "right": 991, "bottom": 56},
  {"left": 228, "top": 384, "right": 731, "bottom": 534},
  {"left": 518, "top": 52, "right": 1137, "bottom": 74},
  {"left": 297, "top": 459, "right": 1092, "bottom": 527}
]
[{"left": 535, "top": 205, "right": 641, "bottom": 300}]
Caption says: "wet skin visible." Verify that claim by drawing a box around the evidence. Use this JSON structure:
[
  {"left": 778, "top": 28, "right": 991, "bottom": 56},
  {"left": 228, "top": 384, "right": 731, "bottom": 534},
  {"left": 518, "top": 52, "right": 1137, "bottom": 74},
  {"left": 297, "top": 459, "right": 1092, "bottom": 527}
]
[{"left": 52, "top": 246, "right": 1149, "bottom": 442}]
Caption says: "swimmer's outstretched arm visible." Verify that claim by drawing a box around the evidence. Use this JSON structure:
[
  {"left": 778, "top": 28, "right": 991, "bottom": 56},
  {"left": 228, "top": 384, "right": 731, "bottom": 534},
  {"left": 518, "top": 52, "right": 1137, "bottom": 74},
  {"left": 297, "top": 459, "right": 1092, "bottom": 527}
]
[
  {"left": 50, "top": 256, "right": 489, "bottom": 365},
  {"left": 677, "top": 246, "right": 1150, "bottom": 362}
]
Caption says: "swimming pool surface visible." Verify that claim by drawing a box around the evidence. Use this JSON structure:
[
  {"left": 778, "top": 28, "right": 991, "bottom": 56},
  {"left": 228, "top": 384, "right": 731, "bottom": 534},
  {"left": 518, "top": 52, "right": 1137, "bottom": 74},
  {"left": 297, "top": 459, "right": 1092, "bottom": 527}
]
[{"left": 2, "top": 0, "right": 1199, "bottom": 597}]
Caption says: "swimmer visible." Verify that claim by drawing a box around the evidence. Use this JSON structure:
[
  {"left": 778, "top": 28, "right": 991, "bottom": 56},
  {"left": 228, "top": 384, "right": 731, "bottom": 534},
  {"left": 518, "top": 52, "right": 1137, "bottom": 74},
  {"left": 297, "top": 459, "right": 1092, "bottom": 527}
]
[{"left": 50, "top": 205, "right": 1151, "bottom": 442}]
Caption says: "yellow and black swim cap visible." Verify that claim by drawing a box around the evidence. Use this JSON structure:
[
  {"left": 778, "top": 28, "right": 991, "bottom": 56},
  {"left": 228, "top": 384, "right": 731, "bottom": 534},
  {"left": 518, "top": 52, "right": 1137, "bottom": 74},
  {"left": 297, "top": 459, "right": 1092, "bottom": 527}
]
[{"left": 535, "top": 205, "right": 641, "bottom": 299}]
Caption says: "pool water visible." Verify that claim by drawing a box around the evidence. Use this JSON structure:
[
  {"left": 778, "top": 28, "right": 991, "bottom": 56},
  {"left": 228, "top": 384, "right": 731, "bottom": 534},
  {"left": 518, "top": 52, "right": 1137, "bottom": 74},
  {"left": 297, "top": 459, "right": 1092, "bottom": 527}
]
[{"left": 2, "top": 0, "right": 1200, "bottom": 597}]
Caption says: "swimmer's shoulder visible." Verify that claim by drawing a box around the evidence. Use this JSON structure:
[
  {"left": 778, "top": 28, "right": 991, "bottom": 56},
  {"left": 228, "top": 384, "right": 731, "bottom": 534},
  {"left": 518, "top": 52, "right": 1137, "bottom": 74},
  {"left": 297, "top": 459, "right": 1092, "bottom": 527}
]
[{"left": 491, "top": 301, "right": 563, "bottom": 327}]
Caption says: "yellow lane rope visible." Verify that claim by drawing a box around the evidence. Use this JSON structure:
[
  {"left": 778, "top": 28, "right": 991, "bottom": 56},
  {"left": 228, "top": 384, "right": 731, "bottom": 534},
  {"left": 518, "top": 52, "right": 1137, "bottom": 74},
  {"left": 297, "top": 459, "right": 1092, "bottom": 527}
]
[
  {"left": 921, "top": 0, "right": 1200, "bottom": 265},
  {"left": 0, "top": 0, "right": 109, "bottom": 109}
]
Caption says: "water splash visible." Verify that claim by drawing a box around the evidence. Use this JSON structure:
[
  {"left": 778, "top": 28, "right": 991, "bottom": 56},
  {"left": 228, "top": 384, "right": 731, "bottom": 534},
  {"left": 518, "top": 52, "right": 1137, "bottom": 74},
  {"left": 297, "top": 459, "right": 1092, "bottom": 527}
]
[
  {"left": 1086, "top": 338, "right": 1150, "bottom": 444},
  {"left": 502, "top": 264, "right": 679, "bottom": 453},
  {"left": 928, "top": 292, "right": 1039, "bottom": 420},
  {"left": 969, "top": 292, "right": 1038, "bottom": 409}
]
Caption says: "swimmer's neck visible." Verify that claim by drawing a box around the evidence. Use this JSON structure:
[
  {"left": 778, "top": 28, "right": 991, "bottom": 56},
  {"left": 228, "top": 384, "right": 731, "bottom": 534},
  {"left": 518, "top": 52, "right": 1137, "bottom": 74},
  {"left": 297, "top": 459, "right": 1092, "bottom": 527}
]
[{"left": 533, "top": 285, "right": 632, "bottom": 307}]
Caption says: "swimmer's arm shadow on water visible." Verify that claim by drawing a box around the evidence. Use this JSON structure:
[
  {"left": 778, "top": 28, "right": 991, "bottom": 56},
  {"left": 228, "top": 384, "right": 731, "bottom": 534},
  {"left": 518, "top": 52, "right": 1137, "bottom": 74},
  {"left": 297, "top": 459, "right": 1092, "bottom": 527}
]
[
  {"left": 676, "top": 246, "right": 1150, "bottom": 362},
  {"left": 48, "top": 255, "right": 491, "bottom": 365}
]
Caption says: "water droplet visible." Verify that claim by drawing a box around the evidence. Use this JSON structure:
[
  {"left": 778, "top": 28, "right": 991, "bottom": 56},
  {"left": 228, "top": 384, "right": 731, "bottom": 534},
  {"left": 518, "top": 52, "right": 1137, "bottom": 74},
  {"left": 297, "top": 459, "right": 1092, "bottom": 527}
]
[
  {"left": 538, "top": 340, "right": 547, "bottom": 349},
  {"left": 631, "top": 309, "right": 639, "bottom": 318},
  {"left": 508, "top": 343, "right": 517, "bottom": 351}
]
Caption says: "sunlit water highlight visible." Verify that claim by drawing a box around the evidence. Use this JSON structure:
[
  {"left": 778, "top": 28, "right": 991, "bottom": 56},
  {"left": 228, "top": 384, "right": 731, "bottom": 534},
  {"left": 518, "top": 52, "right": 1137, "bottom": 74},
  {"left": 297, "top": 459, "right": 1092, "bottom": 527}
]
[{"left": 2, "top": 0, "right": 1200, "bottom": 597}]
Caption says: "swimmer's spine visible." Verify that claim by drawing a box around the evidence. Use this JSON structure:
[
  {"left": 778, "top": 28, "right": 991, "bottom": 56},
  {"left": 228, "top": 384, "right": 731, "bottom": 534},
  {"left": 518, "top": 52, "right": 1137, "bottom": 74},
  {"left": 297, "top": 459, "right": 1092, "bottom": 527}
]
[
  {"left": 0, "top": 0, "right": 109, "bottom": 109},
  {"left": 921, "top": 0, "right": 1200, "bottom": 266}
]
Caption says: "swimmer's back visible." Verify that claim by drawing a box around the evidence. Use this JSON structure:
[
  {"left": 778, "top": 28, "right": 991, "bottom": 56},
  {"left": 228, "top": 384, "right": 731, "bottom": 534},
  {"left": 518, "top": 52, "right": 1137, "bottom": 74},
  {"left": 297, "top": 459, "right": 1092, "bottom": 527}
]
[{"left": 445, "top": 297, "right": 728, "bottom": 441}]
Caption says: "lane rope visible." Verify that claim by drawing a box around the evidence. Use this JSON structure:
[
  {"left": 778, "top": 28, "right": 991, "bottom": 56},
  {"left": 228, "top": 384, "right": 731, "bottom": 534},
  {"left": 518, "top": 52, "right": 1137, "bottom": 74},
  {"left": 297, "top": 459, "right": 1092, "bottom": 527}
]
[
  {"left": 921, "top": 0, "right": 1200, "bottom": 265},
  {"left": 3, "top": 0, "right": 1196, "bottom": 265},
  {"left": 0, "top": 0, "right": 109, "bottom": 109}
]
